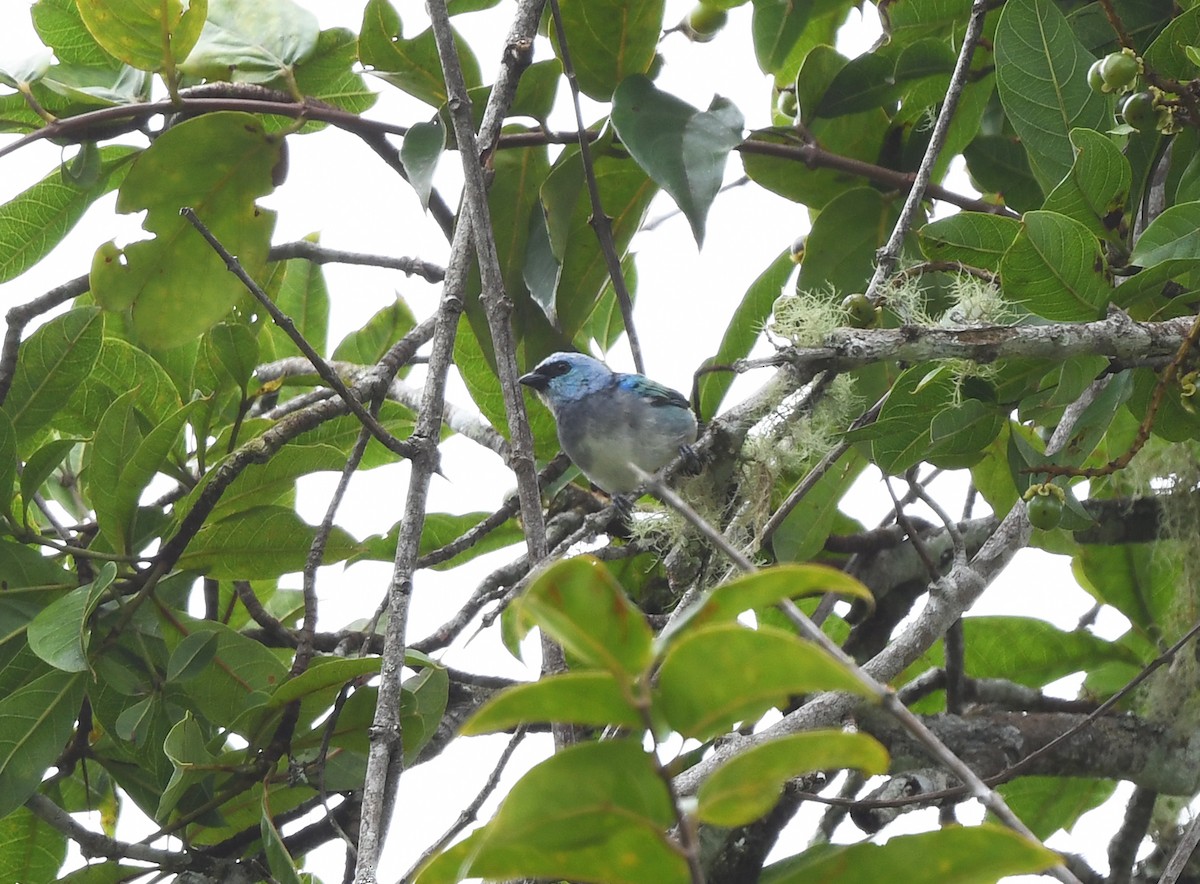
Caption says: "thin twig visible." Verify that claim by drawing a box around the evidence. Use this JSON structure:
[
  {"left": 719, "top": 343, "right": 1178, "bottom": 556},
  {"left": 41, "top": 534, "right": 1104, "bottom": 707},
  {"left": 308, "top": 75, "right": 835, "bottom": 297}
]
[
  {"left": 180, "top": 207, "right": 419, "bottom": 461},
  {"left": 268, "top": 240, "right": 445, "bottom": 283},
  {"left": 1160, "top": 811, "right": 1200, "bottom": 884},
  {"left": 26, "top": 793, "right": 199, "bottom": 871},
  {"left": 234, "top": 580, "right": 295, "bottom": 647},
  {"left": 295, "top": 417, "right": 376, "bottom": 677},
  {"left": 0, "top": 273, "right": 90, "bottom": 405},
  {"left": 1107, "top": 786, "right": 1156, "bottom": 884},
  {"left": 353, "top": 0, "right": 551, "bottom": 875},
  {"left": 760, "top": 396, "right": 884, "bottom": 549},
  {"left": 399, "top": 727, "right": 529, "bottom": 884},
  {"left": 255, "top": 357, "right": 509, "bottom": 456},
  {"left": 863, "top": 0, "right": 993, "bottom": 302}
]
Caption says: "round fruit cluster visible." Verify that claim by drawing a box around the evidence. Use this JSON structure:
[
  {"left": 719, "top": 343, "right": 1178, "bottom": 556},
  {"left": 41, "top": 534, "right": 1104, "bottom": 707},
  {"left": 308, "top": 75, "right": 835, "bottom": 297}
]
[{"left": 1088, "top": 49, "right": 1173, "bottom": 134}]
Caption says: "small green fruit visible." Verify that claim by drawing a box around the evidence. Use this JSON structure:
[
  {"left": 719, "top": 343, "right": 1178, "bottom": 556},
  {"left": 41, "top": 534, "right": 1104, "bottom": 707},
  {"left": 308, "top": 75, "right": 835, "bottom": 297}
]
[
  {"left": 685, "top": 3, "right": 728, "bottom": 42},
  {"left": 1119, "top": 91, "right": 1156, "bottom": 132},
  {"left": 1087, "top": 58, "right": 1106, "bottom": 94},
  {"left": 1099, "top": 50, "right": 1140, "bottom": 94},
  {"left": 1026, "top": 493, "right": 1063, "bottom": 530},
  {"left": 841, "top": 293, "right": 878, "bottom": 328},
  {"left": 776, "top": 89, "right": 798, "bottom": 118}
]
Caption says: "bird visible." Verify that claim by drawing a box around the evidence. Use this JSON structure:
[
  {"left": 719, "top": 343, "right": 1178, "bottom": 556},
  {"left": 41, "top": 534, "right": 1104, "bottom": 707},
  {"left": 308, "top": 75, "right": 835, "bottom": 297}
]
[{"left": 519, "top": 352, "right": 699, "bottom": 495}]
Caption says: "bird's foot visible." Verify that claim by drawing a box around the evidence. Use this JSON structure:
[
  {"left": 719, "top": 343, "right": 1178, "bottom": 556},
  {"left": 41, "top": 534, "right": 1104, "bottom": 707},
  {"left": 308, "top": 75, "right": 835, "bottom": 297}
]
[
  {"left": 678, "top": 443, "right": 702, "bottom": 476},
  {"left": 611, "top": 494, "right": 635, "bottom": 521}
]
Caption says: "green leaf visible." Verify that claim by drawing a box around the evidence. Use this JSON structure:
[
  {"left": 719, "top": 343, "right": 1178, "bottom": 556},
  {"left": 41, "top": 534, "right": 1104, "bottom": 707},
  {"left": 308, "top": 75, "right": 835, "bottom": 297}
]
[
  {"left": 1075, "top": 544, "right": 1175, "bottom": 639},
  {"left": 850, "top": 363, "right": 954, "bottom": 475},
  {"left": 452, "top": 318, "right": 510, "bottom": 441},
  {"left": 999, "top": 211, "right": 1112, "bottom": 321},
  {"left": 0, "top": 669, "right": 87, "bottom": 819},
  {"left": 994, "top": 0, "right": 1110, "bottom": 192},
  {"left": 514, "top": 555, "right": 654, "bottom": 681},
  {"left": 582, "top": 255, "right": 637, "bottom": 353},
  {"left": 91, "top": 112, "right": 279, "bottom": 349},
  {"left": 401, "top": 119, "right": 445, "bottom": 212},
  {"left": 33, "top": 0, "right": 122, "bottom": 68},
  {"left": 918, "top": 212, "right": 1021, "bottom": 272},
  {"left": 178, "top": 0, "right": 317, "bottom": 83},
  {"left": 541, "top": 145, "right": 656, "bottom": 336},
  {"left": 1052, "top": 368, "right": 1132, "bottom": 469},
  {"left": 655, "top": 623, "right": 869, "bottom": 741},
  {"left": 166, "top": 631, "right": 220, "bottom": 683},
  {"left": 75, "top": 0, "right": 208, "bottom": 72},
  {"left": 3, "top": 307, "right": 103, "bottom": 448},
  {"left": 0, "top": 806, "right": 67, "bottom": 883},
  {"left": 39, "top": 62, "right": 149, "bottom": 107},
  {"left": 480, "top": 140, "right": 565, "bottom": 364},
  {"left": 762, "top": 824, "right": 1058, "bottom": 883},
  {"left": 1129, "top": 200, "right": 1200, "bottom": 272},
  {"left": 1042, "top": 129, "right": 1131, "bottom": 240},
  {"left": 205, "top": 444, "right": 344, "bottom": 521},
  {"left": 1117, "top": 201, "right": 1200, "bottom": 302},
  {"left": 265, "top": 236, "right": 330, "bottom": 360},
  {"left": 1143, "top": 7, "right": 1200, "bottom": 82},
  {"left": 27, "top": 562, "right": 116, "bottom": 673},
  {"left": 269, "top": 656, "right": 383, "bottom": 707},
  {"left": 0, "top": 51, "right": 51, "bottom": 90},
  {"left": 928, "top": 398, "right": 1006, "bottom": 469},
  {"left": 19, "top": 439, "right": 80, "bottom": 523},
  {"left": 752, "top": 0, "right": 850, "bottom": 81},
  {"left": 0, "top": 413, "right": 15, "bottom": 516},
  {"left": 912, "top": 616, "right": 1138, "bottom": 692},
  {"left": 158, "top": 614, "right": 289, "bottom": 729},
  {"left": 550, "top": 0, "right": 664, "bottom": 101},
  {"left": 260, "top": 790, "right": 303, "bottom": 884},
  {"left": 697, "top": 731, "right": 888, "bottom": 825},
  {"left": 610, "top": 76, "right": 743, "bottom": 245},
  {"left": 665, "top": 564, "right": 873, "bottom": 644},
  {"left": 176, "top": 505, "right": 360, "bottom": 579},
  {"left": 359, "top": 0, "right": 479, "bottom": 107},
  {"left": 743, "top": 115, "right": 888, "bottom": 211},
  {"left": 291, "top": 402, "right": 415, "bottom": 469},
  {"left": 998, "top": 777, "right": 1118, "bottom": 841},
  {"left": 331, "top": 296, "right": 416, "bottom": 365},
  {"left": 86, "top": 390, "right": 143, "bottom": 547},
  {"left": 796, "top": 187, "right": 896, "bottom": 295},
  {"left": 57, "top": 336, "right": 182, "bottom": 436},
  {"left": 287, "top": 26, "right": 376, "bottom": 121},
  {"left": 400, "top": 664, "right": 449, "bottom": 764},
  {"left": 417, "top": 741, "right": 687, "bottom": 884},
  {"left": 770, "top": 450, "right": 867, "bottom": 563},
  {"left": 698, "top": 250, "right": 794, "bottom": 420},
  {"left": 93, "top": 396, "right": 197, "bottom": 554},
  {"left": 816, "top": 39, "right": 956, "bottom": 119},
  {"left": 462, "top": 672, "right": 643, "bottom": 734},
  {"left": 962, "top": 134, "right": 1044, "bottom": 214},
  {"left": 159, "top": 712, "right": 215, "bottom": 818}
]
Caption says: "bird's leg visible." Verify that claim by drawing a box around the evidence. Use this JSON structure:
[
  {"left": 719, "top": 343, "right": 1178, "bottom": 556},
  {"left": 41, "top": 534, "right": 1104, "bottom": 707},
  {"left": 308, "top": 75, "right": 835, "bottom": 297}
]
[
  {"left": 611, "top": 493, "right": 635, "bottom": 520},
  {"left": 678, "top": 443, "right": 702, "bottom": 476}
]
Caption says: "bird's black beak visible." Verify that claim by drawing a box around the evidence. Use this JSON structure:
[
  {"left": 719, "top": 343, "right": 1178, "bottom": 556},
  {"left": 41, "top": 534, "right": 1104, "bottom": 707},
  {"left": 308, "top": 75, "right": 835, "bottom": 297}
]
[{"left": 518, "top": 369, "right": 548, "bottom": 392}]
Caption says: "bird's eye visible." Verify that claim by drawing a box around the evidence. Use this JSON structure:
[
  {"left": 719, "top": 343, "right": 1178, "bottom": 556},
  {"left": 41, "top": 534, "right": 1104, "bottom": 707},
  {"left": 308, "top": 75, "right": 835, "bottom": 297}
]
[{"left": 547, "top": 360, "right": 571, "bottom": 377}]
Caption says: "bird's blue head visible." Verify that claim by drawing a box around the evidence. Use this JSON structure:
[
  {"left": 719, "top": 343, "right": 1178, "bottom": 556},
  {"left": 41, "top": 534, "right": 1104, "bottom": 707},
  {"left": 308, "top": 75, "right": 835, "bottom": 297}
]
[{"left": 518, "top": 352, "right": 613, "bottom": 408}]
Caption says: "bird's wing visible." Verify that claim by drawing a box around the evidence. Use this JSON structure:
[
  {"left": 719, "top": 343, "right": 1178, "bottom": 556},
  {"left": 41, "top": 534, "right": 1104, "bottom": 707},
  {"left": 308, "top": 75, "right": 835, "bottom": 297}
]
[{"left": 622, "top": 375, "right": 691, "bottom": 410}]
